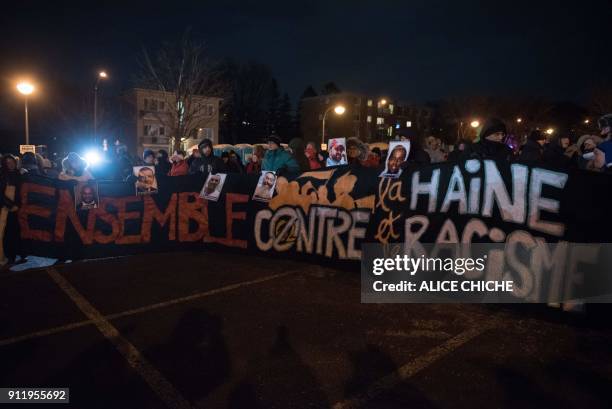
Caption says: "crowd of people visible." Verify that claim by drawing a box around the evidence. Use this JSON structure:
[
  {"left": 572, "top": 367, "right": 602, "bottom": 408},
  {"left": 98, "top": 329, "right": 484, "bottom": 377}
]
[{"left": 2, "top": 113, "right": 612, "bottom": 265}]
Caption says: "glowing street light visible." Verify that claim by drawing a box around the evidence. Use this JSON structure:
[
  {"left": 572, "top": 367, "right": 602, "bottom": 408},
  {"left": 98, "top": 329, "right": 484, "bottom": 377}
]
[
  {"left": 94, "top": 70, "right": 109, "bottom": 145},
  {"left": 16, "top": 81, "right": 35, "bottom": 145},
  {"left": 17, "top": 82, "right": 34, "bottom": 96},
  {"left": 380, "top": 99, "right": 387, "bottom": 106},
  {"left": 516, "top": 117, "right": 522, "bottom": 123},
  {"left": 584, "top": 119, "right": 590, "bottom": 124},
  {"left": 546, "top": 128, "right": 554, "bottom": 135},
  {"left": 321, "top": 104, "right": 346, "bottom": 146},
  {"left": 470, "top": 120, "right": 480, "bottom": 128}
]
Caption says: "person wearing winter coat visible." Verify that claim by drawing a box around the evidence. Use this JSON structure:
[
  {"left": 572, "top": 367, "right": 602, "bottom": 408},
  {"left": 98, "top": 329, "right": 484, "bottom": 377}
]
[
  {"left": 20, "top": 152, "right": 44, "bottom": 176},
  {"left": 59, "top": 152, "right": 94, "bottom": 182},
  {"left": 346, "top": 137, "right": 379, "bottom": 168},
  {"left": 169, "top": 151, "right": 189, "bottom": 176},
  {"left": 517, "top": 130, "right": 546, "bottom": 163},
  {"left": 189, "top": 138, "right": 226, "bottom": 175},
  {"left": 288, "top": 137, "right": 310, "bottom": 172},
  {"left": 262, "top": 135, "right": 300, "bottom": 174},
  {"left": 447, "top": 139, "right": 470, "bottom": 162},
  {"left": 594, "top": 114, "right": 612, "bottom": 172},
  {"left": 543, "top": 136, "right": 573, "bottom": 169},
  {"left": 304, "top": 142, "right": 324, "bottom": 170},
  {"left": 463, "top": 118, "right": 512, "bottom": 161},
  {"left": 226, "top": 150, "right": 245, "bottom": 174},
  {"left": 246, "top": 145, "right": 265, "bottom": 174},
  {"left": 0, "top": 155, "right": 22, "bottom": 265},
  {"left": 575, "top": 134, "right": 602, "bottom": 171},
  {"left": 155, "top": 150, "right": 172, "bottom": 176}
]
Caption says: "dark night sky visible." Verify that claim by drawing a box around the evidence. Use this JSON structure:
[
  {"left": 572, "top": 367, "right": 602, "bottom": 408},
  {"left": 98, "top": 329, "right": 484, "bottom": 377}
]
[{"left": 1, "top": 0, "right": 611, "bottom": 137}]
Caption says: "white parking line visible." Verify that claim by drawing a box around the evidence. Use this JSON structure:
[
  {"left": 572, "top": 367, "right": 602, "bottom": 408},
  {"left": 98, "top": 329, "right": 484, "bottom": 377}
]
[
  {"left": 333, "top": 324, "right": 494, "bottom": 409},
  {"left": 0, "top": 270, "right": 297, "bottom": 348},
  {"left": 47, "top": 267, "right": 193, "bottom": 409}
]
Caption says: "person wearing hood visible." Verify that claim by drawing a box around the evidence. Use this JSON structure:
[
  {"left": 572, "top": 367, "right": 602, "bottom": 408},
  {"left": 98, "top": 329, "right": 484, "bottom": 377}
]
[
  {"left": 518, "top": 130, "right": 546, "bottom": 163},
  {"left": 189, "top": 138, "right": 226, "bottom": 175},
  {"left": 346, "top": 137, "right": 379, "bottom": 168},
  {"left": 464, "top": 118, "right": 511, "bottom": 161},
  {"left": 225, "top": 150, "right": 244, "bottom": 174},
  {"left": 262, "top": 135, "right": 300, "bottom": 174}
]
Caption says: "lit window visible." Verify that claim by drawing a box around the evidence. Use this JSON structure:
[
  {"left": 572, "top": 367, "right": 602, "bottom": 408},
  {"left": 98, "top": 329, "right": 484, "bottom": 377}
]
[
  {"left": 367, "top": 115, "right": 372, "bottom": 123},
  {"left": 376, "top": 117, "right": 384, "bottom": 125},
  {"left": 389, "top": 104, "right": 394, "bottom": 114},
  {"left": 388, "top": 126, "right": 393, "bottom": 136},
  {"left": 367, "top": 99, "right": 373, "bottom": 106},
  {"left": 406, "top": 121, "right": 412, "bottom": 128}
]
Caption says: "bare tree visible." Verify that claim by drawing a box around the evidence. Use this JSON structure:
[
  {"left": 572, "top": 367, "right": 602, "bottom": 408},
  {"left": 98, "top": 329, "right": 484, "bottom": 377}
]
[{"left": 137, "top": 30, "right": 226, "bottom": 151}]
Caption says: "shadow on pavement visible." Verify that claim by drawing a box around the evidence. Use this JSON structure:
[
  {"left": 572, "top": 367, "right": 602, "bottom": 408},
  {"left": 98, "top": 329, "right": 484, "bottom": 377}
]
[{"left": 228, "top": 325, "right": 329, "bottom": 408}]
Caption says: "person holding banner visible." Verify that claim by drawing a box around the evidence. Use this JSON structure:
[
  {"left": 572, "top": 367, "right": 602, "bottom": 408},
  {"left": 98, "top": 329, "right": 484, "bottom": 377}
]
[
  {"left": 262, "top": 135, "right": 299, "bottom": 174},
  {"left": 464, "top": 118, "right": 512, "bottom": 161}
]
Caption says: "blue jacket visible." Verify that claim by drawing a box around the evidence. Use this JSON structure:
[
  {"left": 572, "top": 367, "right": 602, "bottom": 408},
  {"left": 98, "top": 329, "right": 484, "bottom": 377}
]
[{"left": 262, "top": 149, "right": 300, "bottom": 173}]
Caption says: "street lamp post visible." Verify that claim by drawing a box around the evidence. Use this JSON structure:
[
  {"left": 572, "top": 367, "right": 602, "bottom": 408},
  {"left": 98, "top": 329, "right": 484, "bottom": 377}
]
[
  {"left": 321, "top": 104, "right": 346, "bottom": 147},
  {"left": 94, "top": 71, "right": 108, "bottom": 145},
  {"left": 16, "top": 82, "right": 35, "bottom": 145}
]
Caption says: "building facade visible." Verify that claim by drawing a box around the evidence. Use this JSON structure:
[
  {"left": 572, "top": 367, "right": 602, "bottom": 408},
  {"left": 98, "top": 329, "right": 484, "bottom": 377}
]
[
  {"left": 122, "top": 88, "right": 221, "bottom": 156},
  {"left": 299, "top": 93, "right": 432, "bottom": 145}
]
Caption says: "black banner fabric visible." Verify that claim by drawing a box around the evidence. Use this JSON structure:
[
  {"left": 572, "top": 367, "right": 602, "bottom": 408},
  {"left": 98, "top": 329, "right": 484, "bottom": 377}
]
[{"left": 17, "top": 160, "right": 612, "bottom": 263}]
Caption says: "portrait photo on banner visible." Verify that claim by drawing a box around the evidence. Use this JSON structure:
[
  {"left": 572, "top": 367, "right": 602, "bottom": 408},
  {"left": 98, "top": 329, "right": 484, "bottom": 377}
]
[
  {"left": 74, "top": 182, "right": 99, "bottom": 211},
  {"left": 252, "top": 171, "right": 277, "bottom": 202},
  {"left": 200, "top": 173, "right": 227, "bottom": 202},
  {"left": 326, "top": 137, "right": 347, "bottom": 167},
  {"left": 134, "top": 166, "right": 158, "bottom": 195},
  {"left": 379, "top": 141, "right": 411, "bottom": 178}
]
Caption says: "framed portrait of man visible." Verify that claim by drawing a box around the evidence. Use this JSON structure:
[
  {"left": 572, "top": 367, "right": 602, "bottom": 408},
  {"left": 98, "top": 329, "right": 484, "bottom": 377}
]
[
  {"left": 252, "top": 171, "right": 277, "bottom": 202},
  {"left": 379, "top": 141, "right": 411, "bottom": 178},
  {"left": 134, "top": 166, "right": 158, "bottom": 195}
]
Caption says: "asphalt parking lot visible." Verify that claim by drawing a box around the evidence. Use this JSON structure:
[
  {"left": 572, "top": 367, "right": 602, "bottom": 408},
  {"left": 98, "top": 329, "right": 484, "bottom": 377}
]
[{"left": 1, "top": 251, "right": 611, "bottom": 408}]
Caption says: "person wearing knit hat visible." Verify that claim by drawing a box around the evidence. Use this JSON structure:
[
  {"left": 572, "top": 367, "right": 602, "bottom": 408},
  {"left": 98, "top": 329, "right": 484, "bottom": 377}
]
[
  {"left": 517, "top": 130, "right": 546, "bottom": 162},
  {"left": 464, "top": 118, "right": 511, "bottom": 161},
  {"left": 478, "top": 118, "right": 507, "bottom": 143},
  {"left": 262, "top": 134, "right": 300, "bottom": 174},
  {"left": 267, "top": 135, "right": 282, "bottom": 148},
  {"left": 189, "top": 138, "right": 226, "bottom": 174}
]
